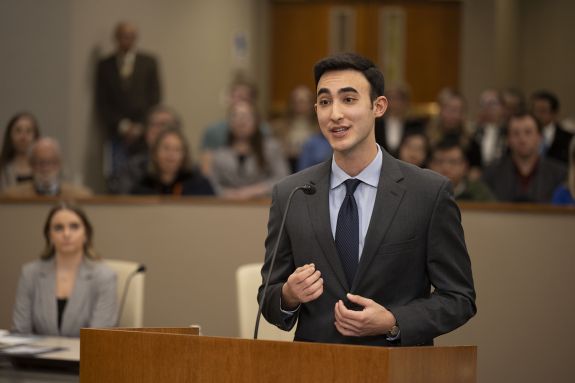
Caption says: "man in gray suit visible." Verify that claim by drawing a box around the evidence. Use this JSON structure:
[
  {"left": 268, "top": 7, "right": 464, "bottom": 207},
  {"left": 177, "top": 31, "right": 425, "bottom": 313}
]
[{"left": 258, "top": 53, "right": 476, "bottom": 346}]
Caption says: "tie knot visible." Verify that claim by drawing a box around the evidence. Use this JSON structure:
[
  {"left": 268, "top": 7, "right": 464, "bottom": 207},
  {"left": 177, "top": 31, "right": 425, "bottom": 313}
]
[{"left": 344, "top": 179, "right": 361, "bottom": 196}]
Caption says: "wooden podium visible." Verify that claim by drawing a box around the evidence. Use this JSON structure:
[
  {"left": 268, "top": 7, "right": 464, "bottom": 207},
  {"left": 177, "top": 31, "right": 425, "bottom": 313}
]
[{"left": 80, "top": 327, "right": 476, "bottom": 382}]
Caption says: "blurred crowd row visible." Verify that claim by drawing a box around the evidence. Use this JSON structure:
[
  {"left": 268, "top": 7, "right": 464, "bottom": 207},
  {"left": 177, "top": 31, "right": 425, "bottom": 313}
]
[{"left": 1, "top": 22, "right": 573, "bottom": 205}]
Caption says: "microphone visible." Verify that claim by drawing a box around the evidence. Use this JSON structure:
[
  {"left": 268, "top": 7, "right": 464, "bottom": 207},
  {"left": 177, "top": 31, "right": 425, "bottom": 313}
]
[
  {"left": 116, "top": 264, "right": 147, "bottom": 327},
  {"left": 254, "top": 184, "right": 316, "bottom": 339}
]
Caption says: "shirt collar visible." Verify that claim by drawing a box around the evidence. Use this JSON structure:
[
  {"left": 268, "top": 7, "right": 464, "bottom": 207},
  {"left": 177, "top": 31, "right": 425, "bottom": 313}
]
[{"left": 330, "top": 145, "right": 382, "bottom": 190}]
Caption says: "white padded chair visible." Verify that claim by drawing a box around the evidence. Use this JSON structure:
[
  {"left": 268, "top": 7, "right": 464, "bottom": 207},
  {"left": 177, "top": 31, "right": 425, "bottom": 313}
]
[
  {"left": 236, "top": 263, "right": 295, "bottom": 341},
  {"left": 103, "top": 259, "right": 145, "bottom": 328}
]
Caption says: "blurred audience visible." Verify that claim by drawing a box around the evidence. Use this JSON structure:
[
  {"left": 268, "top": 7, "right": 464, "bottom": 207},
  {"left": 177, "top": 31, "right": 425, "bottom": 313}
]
[
  {"left": 426, "top": 90, "right": 480, "bottom": 168},
  {"left": 271, "top": 85, "right": 317, "bottom": 172},
  {"left": 374, "top": 85, "right": 426, "bottom": 157},
  {"left": 113, "top": 105, "right": 181, "bottom": 194},
  {"left": 12, "top": 202, "right": 117, "bottom": 337},
  {"left": 397, "top": 131, "right": 430, "bottom": 168},
  {"left": 209, "top": 101, "right": 289, "bottom": 199},
  {"left": 132, "top": 128, "right": 214, "bottom": 196},
  {"left": 501, "top": 88, "right": 526, "bottom": 121},
  {"left": 530, "top": 90, "right": 573, "bottom": 164},
  {"left": 0, "top": 112, "right": 41, "bottom": 191},
  {"left": 469, "top": 89, "right": 508, "bottom": 177},
  {"left": 2, "top": 138, "right": 92, "bottom": 198},
  {"left": 430, "top": 139, "right": 495, "bottom": 202},
  {"left": 551, "top": 137, "right": 575, "bottom": 205},
  {"left": 297, "top": 133, "right": 332, "bottom": 171},
  {"left": 199, "top": 77, "right": 269, "bottom": 176},
  {"left": 96, "top": 21, "right": 161, "bottom": 191},
  {"left": 483, "top": 113, "right": 566, "bottom": 203}
]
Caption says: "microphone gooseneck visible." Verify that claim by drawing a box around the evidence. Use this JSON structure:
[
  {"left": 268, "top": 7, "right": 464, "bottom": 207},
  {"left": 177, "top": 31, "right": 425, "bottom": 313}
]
[
  {"left": 116, "top": 264, "right": 146, "bottom": 327},
  {"left": 254, "top": 184, "right": 315, "bottom": 339}
]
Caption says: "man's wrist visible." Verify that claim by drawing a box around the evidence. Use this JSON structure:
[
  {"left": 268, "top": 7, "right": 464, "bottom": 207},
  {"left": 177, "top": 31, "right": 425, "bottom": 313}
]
[
  {"left": 280, "top": 283, "right": 299, "bottom": 310},
  {"left": 385, "top": 314, "right": 400, "bottom": 341}
]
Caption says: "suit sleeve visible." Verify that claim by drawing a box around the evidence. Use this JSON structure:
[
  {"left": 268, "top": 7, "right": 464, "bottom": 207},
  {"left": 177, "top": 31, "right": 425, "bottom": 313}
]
[
  {"left": 391, "top": 180, "right": 477, "bottom": 346},
  {"left": 258, "top": 184, "right": 298, "bottom": 331},
  {"left": 89, "top": 267, "right": 118, "bottom": 328},
  {"left": 11, "top": 265, "right": 34, "bottom": 334},
  {"left": 148, "top": 57, "right": 161, "bottom": 107}
]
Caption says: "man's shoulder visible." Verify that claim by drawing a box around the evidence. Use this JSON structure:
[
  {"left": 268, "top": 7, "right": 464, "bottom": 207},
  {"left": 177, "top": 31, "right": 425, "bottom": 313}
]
[
  {"left": 276, "top": 161, "right": 329, "bottom": 192},
  {"left": 385, "top": 151, "right": 448, "bottom": 190},
  {"left": 540, "top": 156, "right": 567, "bottom": 175},
  {"left": 136, "top": 51, "right": 158, "bottom": 64}
]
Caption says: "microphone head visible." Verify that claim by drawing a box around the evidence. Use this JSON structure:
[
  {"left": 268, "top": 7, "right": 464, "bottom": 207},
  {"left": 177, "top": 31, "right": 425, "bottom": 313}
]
[
  {"left": 302, "top": 184, "right": 317, "bottom": 195},
  {"left": 137, "top": 264, "right": 147, "bottom": 273}
]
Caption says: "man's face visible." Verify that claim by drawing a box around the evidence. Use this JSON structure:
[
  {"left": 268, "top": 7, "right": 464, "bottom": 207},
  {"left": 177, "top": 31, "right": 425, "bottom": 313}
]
[
  {"left": 508, "top": 116, "right": 542, "bottom": 159},
  {"left": 430, "top": 147, "right": 467, "bottom": 187},
  {"left": 146, "top": 111, "right": 177, "bottom": 147},
  {"left": 531, "top": 99, "right": 555, "bottom": 126},
  {"left": 440, "top": 97, "right": 465, "bottom": 130},
  {"left": 31, "top": 143, "right": 61, "bottom": 185},
  {"left": 315, "top": 69, "right": 386, "bottom": 158},
  {"left": 115, "top": 24, "right": 137, "bottom": 53}
]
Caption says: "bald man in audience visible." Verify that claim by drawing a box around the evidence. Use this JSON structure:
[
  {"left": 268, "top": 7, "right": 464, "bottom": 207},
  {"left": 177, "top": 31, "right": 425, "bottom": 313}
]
[{"left": 2, "top": 138, "right": 92, "bottom": 198}]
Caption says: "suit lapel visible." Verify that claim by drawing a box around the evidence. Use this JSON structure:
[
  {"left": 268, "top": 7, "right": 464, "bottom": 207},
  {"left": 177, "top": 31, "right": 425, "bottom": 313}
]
[
  {"left": 305, "top": 161, "right": 349, "bottom": 291},
  {"left": 38, "top": 260, "right": 58, "bottom": 334},
  {"left": 61, "top": 259, "right": 91, "bottom": 334},
  {"left": 353, "top": 150, "right": 405, "bottom": 289}
]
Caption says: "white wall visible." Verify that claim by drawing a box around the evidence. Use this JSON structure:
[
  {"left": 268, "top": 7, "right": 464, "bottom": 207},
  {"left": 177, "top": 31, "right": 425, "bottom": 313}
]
[{"left": 0, "top": 0, "right": 71, "bottom": 156}]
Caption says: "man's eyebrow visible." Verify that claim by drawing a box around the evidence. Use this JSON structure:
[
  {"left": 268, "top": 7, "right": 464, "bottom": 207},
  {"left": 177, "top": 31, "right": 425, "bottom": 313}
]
[
  {"left": 317, "top": 87, "right": 359, "bottom": 97},
  {"left": 338, "top": 87, "right": 359, "bottom": 94}
]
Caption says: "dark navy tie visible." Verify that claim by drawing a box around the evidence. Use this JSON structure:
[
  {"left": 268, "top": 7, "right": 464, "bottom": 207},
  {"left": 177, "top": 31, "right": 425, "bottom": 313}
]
[{"left": 335, "top": 179, "right": 361, "bottom": 287}]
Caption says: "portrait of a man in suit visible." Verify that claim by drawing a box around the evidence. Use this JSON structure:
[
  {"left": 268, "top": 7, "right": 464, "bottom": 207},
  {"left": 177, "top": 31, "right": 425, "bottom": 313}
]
[{"left": 258, "top": 53, "right": 476, "bottom": 347}]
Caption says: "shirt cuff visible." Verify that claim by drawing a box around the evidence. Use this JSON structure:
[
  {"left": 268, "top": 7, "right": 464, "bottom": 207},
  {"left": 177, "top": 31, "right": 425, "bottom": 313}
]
[{"left": 280, "top": 297, "right": 300, "bottom": 316}]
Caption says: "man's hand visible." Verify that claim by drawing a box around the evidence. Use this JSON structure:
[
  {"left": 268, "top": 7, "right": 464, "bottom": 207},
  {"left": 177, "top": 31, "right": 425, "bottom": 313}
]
[
  {"left": 334, "top": 293, "right": 396, "bottom": 337},
  {"left": 281, "top": 264, "right": 323, "bottom": 310}
]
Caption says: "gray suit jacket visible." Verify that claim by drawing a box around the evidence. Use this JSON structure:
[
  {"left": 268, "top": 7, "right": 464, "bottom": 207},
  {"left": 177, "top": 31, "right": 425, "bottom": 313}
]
[
  {"left": 12, "top": 258, "right": 117, "bottom": 337},
  {"left": 258, "top": 148, "right": 476, "bottom": 346}
]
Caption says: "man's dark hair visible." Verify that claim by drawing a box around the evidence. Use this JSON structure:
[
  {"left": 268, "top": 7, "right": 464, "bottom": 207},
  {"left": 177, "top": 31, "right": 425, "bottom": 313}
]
[
  {"left": 313, "top": 53, "right": 385, "bottom": 102},
  {"left": 433, "top": 137, "right": 466, "bottom": 160},
  {"left": 531, "top": 90, "right": 560, "bottom": 113},
  {"left": 507, "top": 112, "right": 542, "bottom": 134}
]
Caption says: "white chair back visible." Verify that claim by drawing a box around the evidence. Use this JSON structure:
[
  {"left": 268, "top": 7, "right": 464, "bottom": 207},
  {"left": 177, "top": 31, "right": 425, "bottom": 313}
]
[
  {"left": 103, "top": 259, "right": 145, "bottom": 328},
  {"left": 236, "top": 263, "right": 295, "bottom": 341}
]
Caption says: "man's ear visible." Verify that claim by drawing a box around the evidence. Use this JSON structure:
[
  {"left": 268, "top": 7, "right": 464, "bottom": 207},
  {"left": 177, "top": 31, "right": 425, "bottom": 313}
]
[
  {"left": 314, "top": 103, "right": 318, "bottom": 114},
  {"left": 374, "top": 96, "right": 388, "bottom": 118}
]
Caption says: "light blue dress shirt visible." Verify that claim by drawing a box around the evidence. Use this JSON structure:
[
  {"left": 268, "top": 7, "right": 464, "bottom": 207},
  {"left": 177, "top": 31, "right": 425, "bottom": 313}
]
[{"left": 329, "top": 145, "right": 382, "bottom": 260}]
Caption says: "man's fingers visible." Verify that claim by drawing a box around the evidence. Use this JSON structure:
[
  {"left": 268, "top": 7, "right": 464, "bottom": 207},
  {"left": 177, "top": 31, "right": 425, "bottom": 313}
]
[
  {"left": 334, "top": 301, "right": 362, "bottom": 330},
  {"left": 346, "top": 293, "right": 372, "bottom": 307},
  {"left": 291, "top": 264, "right": 317, "bottom": 283}
]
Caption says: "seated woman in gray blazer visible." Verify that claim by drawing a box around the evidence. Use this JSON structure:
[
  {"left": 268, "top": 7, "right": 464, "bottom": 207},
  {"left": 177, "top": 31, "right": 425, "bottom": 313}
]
[{"left": 12, "top": 202, "right": 117, "bottom": 337}]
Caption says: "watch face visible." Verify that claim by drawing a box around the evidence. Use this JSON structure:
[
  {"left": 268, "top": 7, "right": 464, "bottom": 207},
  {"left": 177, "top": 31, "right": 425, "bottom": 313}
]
[{"left": 389, "top": 325, "right": 400, "bottom": 337}]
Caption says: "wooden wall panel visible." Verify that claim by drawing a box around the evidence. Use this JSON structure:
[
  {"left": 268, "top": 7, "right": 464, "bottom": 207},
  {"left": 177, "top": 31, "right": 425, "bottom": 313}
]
[
  {"left": 270, "top": 1, "right": 461, "bottom": 108},
  {"left": 270, "top": 4, "right": 330, "bottom": 112},
  {"left": 404, "top": 3, "right": 461, "bottom": 102}
]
